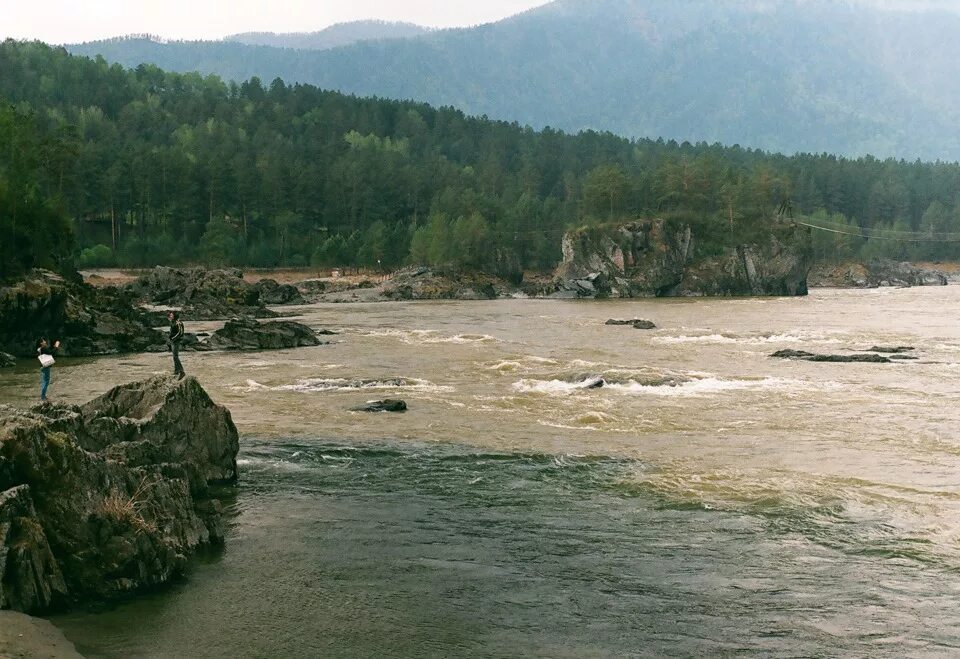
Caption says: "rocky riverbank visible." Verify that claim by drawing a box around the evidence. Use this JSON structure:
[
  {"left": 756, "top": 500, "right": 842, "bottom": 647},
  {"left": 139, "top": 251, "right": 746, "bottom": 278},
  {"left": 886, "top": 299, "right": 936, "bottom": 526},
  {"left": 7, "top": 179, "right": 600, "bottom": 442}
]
[
  {"left": 0, "top": 611, "right": 82, "bottom": 658},
  {"left": 0, "top": 375, "right": 239, "bottom": 614},
  {"left": 0, "top": 270, "right": 165, "bottom": 358},
  {"left": 809, "top": 260, "right": 950, "bottom": 288}
]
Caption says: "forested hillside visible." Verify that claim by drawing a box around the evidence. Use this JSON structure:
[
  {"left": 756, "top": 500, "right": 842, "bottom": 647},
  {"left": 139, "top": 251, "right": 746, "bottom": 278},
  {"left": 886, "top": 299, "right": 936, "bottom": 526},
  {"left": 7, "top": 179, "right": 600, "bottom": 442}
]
[
  {"left": 3, "top": 40, "right": 960, "bottom": 281},
  {"left": 225, "top": 21, "right": 429, "bottom": 50},
  {"left": 69, "top": 0, "right": 960, "bottom": 160}
]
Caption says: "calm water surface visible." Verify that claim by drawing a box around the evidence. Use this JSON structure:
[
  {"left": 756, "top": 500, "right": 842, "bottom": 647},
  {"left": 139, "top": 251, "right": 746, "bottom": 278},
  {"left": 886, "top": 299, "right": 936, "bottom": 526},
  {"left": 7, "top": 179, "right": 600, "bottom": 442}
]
[{"left": 4, "top": 288, "right": 960, "bottom": 656}]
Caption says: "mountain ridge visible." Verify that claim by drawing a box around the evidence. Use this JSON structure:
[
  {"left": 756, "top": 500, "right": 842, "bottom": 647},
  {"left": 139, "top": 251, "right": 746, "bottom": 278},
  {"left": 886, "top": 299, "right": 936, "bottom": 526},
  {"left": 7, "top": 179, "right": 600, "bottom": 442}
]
[
  {"left": 224, "top": 20, "right": 430, "bottom": 51},
  {"left": 65, "top": 0, "right": 960, "bottom": 160}
]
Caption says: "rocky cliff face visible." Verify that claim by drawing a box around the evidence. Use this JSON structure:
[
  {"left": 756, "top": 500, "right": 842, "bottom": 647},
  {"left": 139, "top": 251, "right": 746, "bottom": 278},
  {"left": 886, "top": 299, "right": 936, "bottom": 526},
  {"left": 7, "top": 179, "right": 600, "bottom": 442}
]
[
  {"left": 0, "top": 270, "right": 165, "bottom": 357},
  {"left": 550, "top": 220, "right": 811, "bottom": 297},
  {"left": 0, "top": 376, "right": 239, "bottom": 614}
]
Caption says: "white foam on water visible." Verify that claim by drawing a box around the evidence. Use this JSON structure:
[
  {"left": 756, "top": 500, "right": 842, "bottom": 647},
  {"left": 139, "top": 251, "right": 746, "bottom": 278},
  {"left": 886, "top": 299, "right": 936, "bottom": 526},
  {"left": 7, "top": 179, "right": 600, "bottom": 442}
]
[
  {"left": 240, "top": 377, "right": 452, "bottom": 394},
  {"left": 484, "top": 355, "right": 561, "bottom": 372},
  {"left": 654, "top": 329, "right": 848, "bottom": 346},
  {"left": 356, "top": 328, "right": 500, "bottom": 345},
  {"left": 653, "top": 334, "right": 739, "bottom": 345},
  {"left": 425, "top": 333, "right": 501, "bottom": 345},
  {"left": 606, "top": 376, "right": 805, "bottom": 397},
  {"left": 513, "top": 374, "right": 822, "bottom": 398},
  {"left": 513, "top": 378, "right": 607, "bottom": 395}
]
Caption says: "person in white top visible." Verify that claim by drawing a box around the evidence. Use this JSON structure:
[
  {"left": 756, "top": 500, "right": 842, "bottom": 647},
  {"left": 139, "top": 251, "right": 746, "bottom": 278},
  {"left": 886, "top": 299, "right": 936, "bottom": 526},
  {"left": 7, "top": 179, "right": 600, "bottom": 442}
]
[{"left": 36, "top": 338, "right": 61, "bottom": 402}]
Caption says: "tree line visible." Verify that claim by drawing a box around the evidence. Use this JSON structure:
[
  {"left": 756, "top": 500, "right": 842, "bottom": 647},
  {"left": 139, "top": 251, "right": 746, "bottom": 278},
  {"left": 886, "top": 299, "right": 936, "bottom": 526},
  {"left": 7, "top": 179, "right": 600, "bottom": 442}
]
[{"left": 3, "top": 39, "right": 960, "bottom": 282}]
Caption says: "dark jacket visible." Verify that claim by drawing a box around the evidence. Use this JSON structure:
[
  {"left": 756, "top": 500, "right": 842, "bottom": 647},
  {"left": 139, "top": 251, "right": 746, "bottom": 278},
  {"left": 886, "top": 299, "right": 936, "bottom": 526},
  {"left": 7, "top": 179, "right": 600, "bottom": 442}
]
[{"left": 169, "top": 319, "right": 185, "bottom": 343}]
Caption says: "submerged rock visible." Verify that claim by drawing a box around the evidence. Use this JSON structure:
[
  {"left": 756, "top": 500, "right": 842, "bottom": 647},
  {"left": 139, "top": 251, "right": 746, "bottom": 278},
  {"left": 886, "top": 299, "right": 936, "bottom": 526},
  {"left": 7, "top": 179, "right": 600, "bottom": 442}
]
[
  {"left": 205, "top": 317, "right": 324, "bottom": 351},
  {"left": 0, "top": 376, "right": 239, "bottom": 613},
  {"left": 605, "top": 319, "right": 657, "bottom": 329},
  {"left": 771, "top": 349, "right": 892, "bottom": 363},
  {"left": 350, "top": 399, "right": 408, "bottom": 413},
  {"left": 868, "top": 346, "right": 915, "bottom": 354}
]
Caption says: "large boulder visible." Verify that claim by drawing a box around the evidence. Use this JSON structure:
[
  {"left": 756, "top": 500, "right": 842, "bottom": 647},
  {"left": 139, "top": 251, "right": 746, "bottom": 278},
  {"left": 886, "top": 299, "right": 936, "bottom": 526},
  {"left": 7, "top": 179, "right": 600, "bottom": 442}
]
[
  {"left": 0, "top": 376, "right": 239, "bottom": 613},
  {"left": 255, "top": 278, "right": 303, "bottom": 305},
  {"left": 205, "top": 317, "right": 323, "bottom": 351},
  {"left": 550, "top": 219, "right": 811, "bottom": 298},
  {"left": 0, "top": 270, "right": 165, "bottom": 357}
]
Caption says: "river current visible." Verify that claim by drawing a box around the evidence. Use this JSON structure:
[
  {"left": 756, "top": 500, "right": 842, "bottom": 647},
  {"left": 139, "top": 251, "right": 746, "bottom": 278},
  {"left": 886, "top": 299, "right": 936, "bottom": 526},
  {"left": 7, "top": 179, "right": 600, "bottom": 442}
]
[{"left": 4, "top": 288, "right": 960, "bottom": 656}]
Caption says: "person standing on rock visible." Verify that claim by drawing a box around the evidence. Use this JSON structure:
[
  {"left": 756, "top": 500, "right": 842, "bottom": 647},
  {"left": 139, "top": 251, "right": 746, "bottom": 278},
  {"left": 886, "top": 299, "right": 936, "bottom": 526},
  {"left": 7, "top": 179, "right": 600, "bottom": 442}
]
[
  {"left": 167, "top": 311, "right": 185, "bottom": 379},
  {"left": 36, "top": 338, "right": 60, "bottom": 402}
]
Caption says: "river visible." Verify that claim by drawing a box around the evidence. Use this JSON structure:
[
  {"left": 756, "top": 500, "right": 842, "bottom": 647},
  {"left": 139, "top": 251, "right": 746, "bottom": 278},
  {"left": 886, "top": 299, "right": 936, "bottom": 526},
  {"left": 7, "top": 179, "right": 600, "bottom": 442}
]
[{"left": 4, "top": 288, "right": 960, "bottom": 656}]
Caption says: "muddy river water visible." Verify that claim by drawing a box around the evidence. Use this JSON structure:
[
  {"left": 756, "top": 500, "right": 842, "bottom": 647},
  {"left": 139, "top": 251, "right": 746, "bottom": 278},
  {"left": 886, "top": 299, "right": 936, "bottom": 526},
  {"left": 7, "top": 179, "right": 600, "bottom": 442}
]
[{"left": 5, "top": 288, "right": 960, "bottom": 656}]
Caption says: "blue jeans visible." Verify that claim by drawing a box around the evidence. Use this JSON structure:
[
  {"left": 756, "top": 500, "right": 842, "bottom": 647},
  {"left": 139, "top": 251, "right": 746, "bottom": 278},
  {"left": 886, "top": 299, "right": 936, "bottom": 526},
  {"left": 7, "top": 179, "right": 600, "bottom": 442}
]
[{"left": 40, "top": 367, "right": 51, "bottom": 401}]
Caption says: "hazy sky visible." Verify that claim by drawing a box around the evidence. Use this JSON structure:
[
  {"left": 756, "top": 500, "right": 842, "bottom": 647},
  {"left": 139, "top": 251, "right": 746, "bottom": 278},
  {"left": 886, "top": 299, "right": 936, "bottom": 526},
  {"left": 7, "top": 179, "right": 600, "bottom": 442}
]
[{"left": 3, "top": 0, "right": 553, "bottom": 44}]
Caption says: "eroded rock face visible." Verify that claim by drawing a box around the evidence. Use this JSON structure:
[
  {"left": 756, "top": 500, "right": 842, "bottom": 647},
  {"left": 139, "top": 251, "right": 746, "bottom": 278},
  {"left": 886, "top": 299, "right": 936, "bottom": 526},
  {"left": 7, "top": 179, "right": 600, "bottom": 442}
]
[
  {"left": 205, "top": 317, "right": 323, "bottom": 351},
  {"left": 550, "top": 220, "right": 811, "bottom": 298},
  {"left": 809, "top": 260, "right": 949, "bottom": 288},
  {"left": 0, "top": 376, "right": 239, "bottom": 614},
  {"left": 0, "top": 270, "right": 165, "bottom": 357}
]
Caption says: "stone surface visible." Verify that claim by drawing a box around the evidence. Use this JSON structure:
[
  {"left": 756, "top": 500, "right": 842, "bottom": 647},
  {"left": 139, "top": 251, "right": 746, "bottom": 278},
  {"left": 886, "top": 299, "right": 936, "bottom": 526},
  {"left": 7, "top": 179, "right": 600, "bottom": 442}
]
[
  {"left": 0, "top": 352, "right": 15, "bottom": 368},
  {"left": 0, "top": 376, "right": 238, "bottom": 614},
  {"left": 810, "top": 260, "right": 949, "bottom": 288},
  {"left": 124, "top": 267, "right": 284, "bottom": 319},
  {"left": 605, "top": 319, "right": 657, "bottom": 329},
  {"left": 771, "top": 349, "right": 892, "bottom": 363},
  {"left": 205, "top": 317, "right": 323, "bottom": 351},
  {"left": 0, "top": 270, "right": 165, "bottom": 357},
  {"left": 350, "top": 399, "right": 408, "bottom": 412},
  {"left": 0, "top": 611, "right": 83, "bottom": 658},
  {"left": 549, "top": 220, "right": 810, "bottom": 298},
  {"left": 255, "top": 278, "right": 303, "bottom": 305}
]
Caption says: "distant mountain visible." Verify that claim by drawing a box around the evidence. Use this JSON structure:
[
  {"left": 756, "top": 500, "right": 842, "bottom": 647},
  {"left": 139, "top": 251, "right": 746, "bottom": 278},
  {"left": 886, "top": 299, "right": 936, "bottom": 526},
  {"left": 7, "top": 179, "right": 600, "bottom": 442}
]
[
  {"left": 67, "top": 0, "right": 960, "bottom": 160},
  {"left": 225, "top": 21, "right": 429, "bottom": 50}
]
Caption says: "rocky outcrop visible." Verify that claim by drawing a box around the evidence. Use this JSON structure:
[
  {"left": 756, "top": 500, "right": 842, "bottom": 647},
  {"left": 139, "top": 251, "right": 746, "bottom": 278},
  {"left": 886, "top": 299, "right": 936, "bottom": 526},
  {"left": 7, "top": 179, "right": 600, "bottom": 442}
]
[
  {"left": 809, "top": 260, "right": 949, "bottom": 288},
  {"left": 0, "top": 270, "right": 165, "bottom": 357},
  {"left": 204, "top": 317, "right": 324, "bottom": 351},
  {"left": 771, "top": 349, "right": 892, "bottom": 363},
  {"left": 548, "top": 220, "right": 811, "bottom": 298},
  {"left": 124, "top": 267, "right": 289, "bottom": 319},
  {"left": 605, "top": 319, "right": 656, "bottom": 329},
  {"left": 307, "top": 267, "right": 508, "bottom": 303},
  {"left": 255, "top": 278, "right": 303, "bottom": 305},
  {"left": 379, "top": 267, "right": 499, "bottom": 301},
  {"left": 0, "top": 376, "right": 239, "bottom": 613},
  {"left": 350, "top": 399, "right": 408, "bottom": 413}
]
